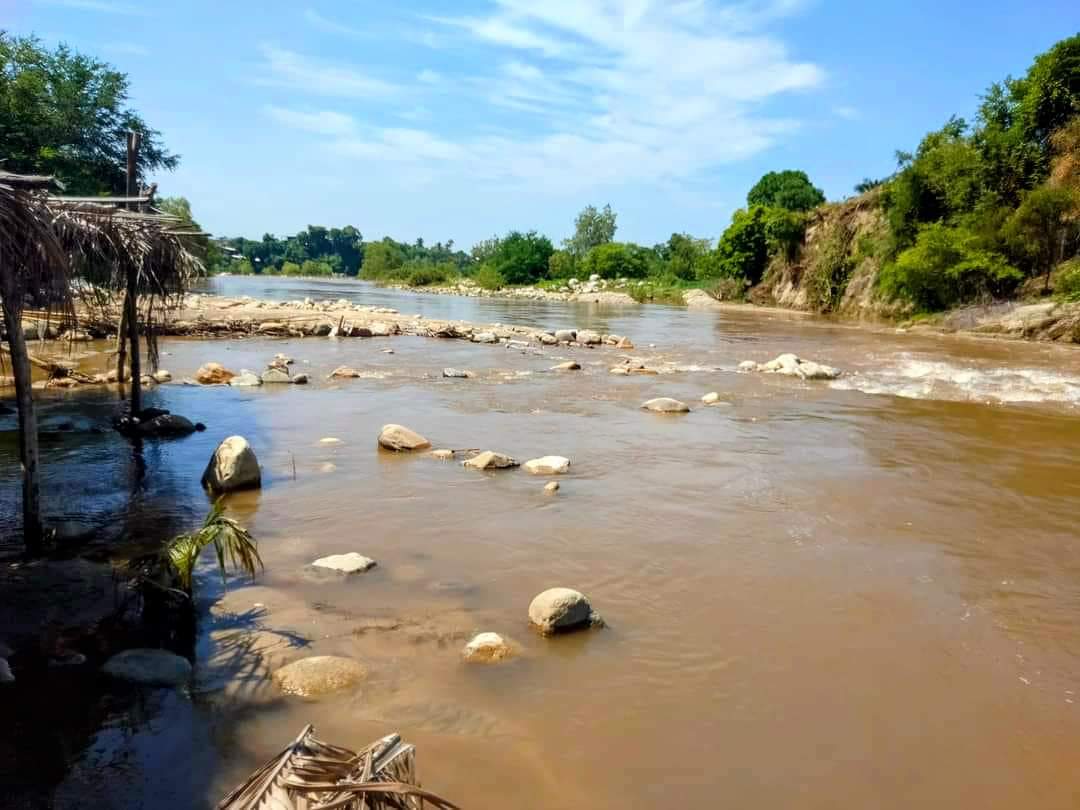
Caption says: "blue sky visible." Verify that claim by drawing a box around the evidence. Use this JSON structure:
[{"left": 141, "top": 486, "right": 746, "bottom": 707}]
[{"left": 5, "top": 0, "right": 1078, "bottom": 247}]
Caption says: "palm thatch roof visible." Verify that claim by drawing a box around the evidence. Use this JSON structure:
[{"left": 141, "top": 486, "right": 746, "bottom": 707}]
[
  {"left": 0, "top": 172, "right": 73, "bottom": 319},
  {"left": 218, "top": 726, "right": 458, "bottom": 810}
]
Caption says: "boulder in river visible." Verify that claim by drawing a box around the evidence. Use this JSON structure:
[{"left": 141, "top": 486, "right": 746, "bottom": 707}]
[
  {"left": 462, "top": 632, "right": 515, "bottom": 663},
  {"left": 745, "top": 354, "right": 841, "bottom": 380},
  {"left": 641, "top": 397, "right": 691, "bottom": 413},
  {"left": 430, "top": 449, "right": 455, "bottom": 460},
  {"left": 443, "top": 368, "right": 474, "bottom": 379},
  {"left": 551, "top": 361, "right": 581, "bottom": 371},
  {"left": 528, "top": 587, "right": 603, "bottom": 635},
  {"left": 616, "top": 337, "right": 635, "bottom": 349},
  {"left": 472, "top": 331, "right": 498, "bottom": 344},
  {"left": 229, "top": 370, "right": 263, "bottom": 387},
  {"left": 378, "top": 424, "right": 431, "bottom": 452},
  {"left": 577, "top": 330, "right": 602, "bottom": 346},
  {"left": 311, "top": 552, "right": 376, "bottom": 574},
  {"left": 702, "top": 392, "right": 721, "bottom": 405},
  {"left": 152, "top": 370, "right": 172, "bottom": 384},
  {"left": 330, "top": 366, "right": 362, "bottom": 379},
  {"left": 544, "top": 481, "right": 561, "bottom": 494},
  {"left": 272, "top": 353, "right": 294, "bottom": 367},
  {"left": 261, "top": 367, "right": 292, "bottom": 384},
  {"left": 538, "top": 333, "right": 558, "bottom": 346},
  {"left": 196, "top": 362, "right": 235, "bottom": 385},
  {"left": 202, "top": 435, "right": 261, "bottom": 493},
  {"left": 463, "top": 451, "right": 519, "bottom": 470},
  {"left": 272, "top": 656, "right": 366, "bottom": 697},
  {"left": 524, "top": 456, "right": 570, "bottom": 475},
  {"left": 292, "top": 373, "right": 309, "bottom": 385},
  {"left": 554, "top": 329, "right": 576, "bottom": 343},
  {"left": 137, "top": 414, "right": 198, "bottom": 437},
  {"left": 102, "top": 649, "right": 192, "bottom": 687}
]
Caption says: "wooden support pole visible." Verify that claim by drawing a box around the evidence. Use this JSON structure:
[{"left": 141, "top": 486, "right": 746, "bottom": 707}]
[
  {"left": 126, "top": 130, "right": 142, "bottom": 415},
  {"left": 1, "top": 293, "right": 43, "bottom": 552}
]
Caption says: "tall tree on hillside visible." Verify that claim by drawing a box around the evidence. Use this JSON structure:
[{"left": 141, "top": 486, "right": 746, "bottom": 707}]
[
  {"left": 747, "top": 170, "right": 825, "bottom": 212},
  {"left": 0, "top": 33, "right": 177, "bottom": 193},
  {"left": 564, "top": 204, "right": 617, "bottom": 259}
]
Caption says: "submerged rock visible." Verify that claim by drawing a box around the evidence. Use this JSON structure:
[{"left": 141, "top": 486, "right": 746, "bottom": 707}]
[
  {"left": 463, "top": 451, "right": 518, "bottom": 470},
  {"left": 272, "top": 656, "right": 366, "bottom": 697},
  {"left": 616, "top": 337, "right": 635, "bottom": 349},
  {"left": 102, "top": 649, "right": 192, "bottom": 687},
  {"left": 551, "top": 361, "right": 581, "bottom": 371},
  {"left": 196, "top": 362, "right": 235, "bottom": 385},
  {"left": 137, "top": 413, "right": 197, "bottom": 436},
  {"left": 702, "top": 392, "right": 721, "bottom": 405},
  {"left": 152, "top": 370, "right": 172, "bottom": 384},
  {"left": 272, "top": 353, "right": 294, "bottom": 367},
  {"left": 528, "top": 588, "right": 603, "bottom": 635},
  {"left": 292, "top": 373, "right": 309, "bottom": 385},
  {"left": 378, "top": 424, "right": 431, "bottom": 452},
  {"left": 544, "top": 481, "right": 560, "bottom": 494},
  {"left": 311, "top": 552, "right": 376, "bottom": 574},
  {"left": 202, "top": 435, "right": 261, "bottom": 493},
  {"left": 641, "top": 397, "right": 691, "bottom": 413},
  {"left": 261, "top": 367, "right": 292, "bottom": 384},
  {"left": 430, "top": 449, "right": 455, "bottom": 460},
  {"left": 229, "top": 370, "right": 263, "bottom": 387},
  {"left": 462, "top": 632, "right": 514, "bottom": 663},
  {"left": 744, "top": 353, "right": 841, "bottom": 380},
  {"left": 472, "top": 331, "right": 497, "bottom": 344},
  {"left": 523, "top": 456, "right": 571, "bottom": 475},
  {"left": 442, "top": 368, "right": 474, "bottom": 379},
  {"left": 330, "top": 366, "right": 362, "bottom": 379}
]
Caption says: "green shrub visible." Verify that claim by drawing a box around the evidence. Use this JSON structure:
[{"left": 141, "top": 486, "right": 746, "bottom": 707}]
[
  {"left": 474, "top": 264, "right": 505, "bottom": 290},
  {"left": 1056, "top": 258, "right": 1080, "bottom": 301},
  {"left": 548, "top": 249, "right": 576, "bottom": 279},
  {"left": 708, "top": 277, "right": 749, "bottom": 301},
  {"left": 712, "top": 206, "right": 769, "bottom": 283},
  {"left": 804, "top": 222, "right": 856, "bottom": 312},
  {"left": 879, "top": 222, "right": 1023, "bottom": 310},
  {"left": 405, "top": 262, "right": 454, "bottom": 286},
  {"left": 762, "top": 207, "right": 806, "bottom": 263},
  {"left": 580, "top": 242, "right": 649, "bottom": 279}
]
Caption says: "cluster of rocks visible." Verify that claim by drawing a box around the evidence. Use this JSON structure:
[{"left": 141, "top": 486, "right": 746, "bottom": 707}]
[
  {"left": 738, "top": 353, "right": 841, "bottom": 380},
  {"left": 193, "top": 356, "right": 309, "bottom": 387}
]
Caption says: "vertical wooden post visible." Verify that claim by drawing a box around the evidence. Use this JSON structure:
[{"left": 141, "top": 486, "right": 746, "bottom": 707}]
[
  {"left": 1, "top": 287, "right": 43, "bottom": 552},
  {"left": 125, "top": 130, "right": 142, "bottom": 415}
]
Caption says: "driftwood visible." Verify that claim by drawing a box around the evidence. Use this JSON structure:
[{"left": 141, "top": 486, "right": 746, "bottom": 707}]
[
  {"left": 218, "top": 726, "right": 459, "bottom": 810},
  {"left": 0, "top": 342, "right": 96, "bottom": 382}
]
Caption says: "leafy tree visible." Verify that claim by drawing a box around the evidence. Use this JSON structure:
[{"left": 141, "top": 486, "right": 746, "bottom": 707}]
[
  {"left": 329, "top": 226, "right": 363, "bottom": 275},
  {"left": 470, "top": 235, "right": 502, "bottom": 264},
  {"left": 879, "top": 223, "right": 1022, "bottom": 310},
  {"left": 1003, "top": 185, "right": 1079, "bottom": 291},
  {"left": 712, "top": 207, "right": 770, "bottom": 283},
  {"left": 299, "top": 259, "right": 332, "bottom": 276},
  {"left": 233, "top": 258, "right": 255, "bottom": 276},
  {"left": 279, "top": 261, "right": 300, "bottom": 276},
  {"left": 580, "top": 242, "right": 649, "bottom": 279},
  {"left": 0, "top": 33, "right": 177, "bottom": 193},
  {"left": 564, "top": 204, "right": 617, "bottom": 258},
  {"left": 747, "top": 170, "right": 825, "bottom": 212},
  {"left": 761, "top": 207, "right": 807, "bottom": 262},
  {"left": 548, "top": 249, "right": 576, "bottom": 279},
  {"left": 474, "top": 264, "right": 505, "bottom": 290},
  {"left": 485, "top": 230, "right": 554, "bottom": 285},
  {"left": 360, "top": 239, "right": 406, "bottom": 279},
  {"left": 660, "top": 233, "right": 711, "bottom": 281}
]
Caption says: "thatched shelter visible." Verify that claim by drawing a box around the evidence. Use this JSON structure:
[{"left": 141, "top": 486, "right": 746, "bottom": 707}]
[{"left": 0, "top": 169, "right": 203, "bottom": 551}]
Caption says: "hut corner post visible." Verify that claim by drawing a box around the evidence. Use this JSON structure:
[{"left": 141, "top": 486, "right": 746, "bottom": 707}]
[
  {"left": 0, "top": 292, "right": 44, "bottom": 552},
  {"left": 125, "top": 130, "right": 142, "bottom": 415}
]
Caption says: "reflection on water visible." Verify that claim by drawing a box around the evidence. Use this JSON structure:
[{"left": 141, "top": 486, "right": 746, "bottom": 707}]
[{"left": 2, "top": 280, "right": 1080, "bottom": 809}]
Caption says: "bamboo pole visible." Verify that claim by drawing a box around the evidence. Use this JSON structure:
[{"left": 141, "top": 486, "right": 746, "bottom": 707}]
[{"left": 1, "top": 291, "right": 43, "bottom": 552}]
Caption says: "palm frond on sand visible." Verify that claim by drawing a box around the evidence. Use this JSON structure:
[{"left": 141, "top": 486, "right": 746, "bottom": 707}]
[{"left": 218, "top": 726, "right": 459, "bottom": 810}]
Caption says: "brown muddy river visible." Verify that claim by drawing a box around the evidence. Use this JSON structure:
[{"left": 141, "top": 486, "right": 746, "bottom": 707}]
[{"left": 3, "top": 277, "right": 1080, "bottom": 809}]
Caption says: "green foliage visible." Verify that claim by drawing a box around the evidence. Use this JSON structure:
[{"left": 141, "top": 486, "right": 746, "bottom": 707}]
[
  {"left": 580, "top": 242, "right": 649, "bottom": 279},
  {"left": 1056, "top": 258, "right": 1080, "bottom": 301},
  {"left": 707, "top": 277, "right": 749, "bottom": 302},
  {"left": 1003, "top": 186, "right": 1078, "bottom": 287},
  {"left": 712, "top": 207, "right": 769, "bottom": 283},
  {"left": 761, "top": 207, "right": 806, "bottom": 262},
  {"left": 484, "top": 230, "right": 554, "bottom": 285},
  {"left": 879, "top": 223, "right": 1023, "bottom": 310},
  {"left": 404, "top": 260, "right": 456, "bottom": 286},
  {"left": 359, "top": 238, "right": 406, "bottom": 280},
  {"left": 659, "top": 233, "right": 712, "bottom": 281},
  {"left": 0, "top": 33, "right": 177, "bottom": 193},
  {"left": 548, "top": 249, "right": 576, "bottom": 279},
  {"left": 747, "top": 170, "right": 825, "bottom": 212},
  {"left": 564, "top": 204, "right": 617, "bottom": 258},
  {"left": 804, "top": 222, "right": 856, "bottom": 312},
  {"left": 232, "top": 258, "right": 255, "bottom": 275},
  {"left": 855, "top": 178, "right": 887, "bottom": 193},
  {"left": 165, "top": 500, "right": 262, "bottom": 595},
  {"left": 474, "top": 264, "right": 505, "bottom": 290}
]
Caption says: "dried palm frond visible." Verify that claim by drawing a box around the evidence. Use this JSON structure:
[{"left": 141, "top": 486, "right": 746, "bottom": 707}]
[
  {"left": 0, "top": 176, "right": 73, "bottom": 320},
  {"left": 218, "top": 726, "right": 459, "bottom": 810},
  {"left": 166, "top": 499, "right": 263, "bottom": 593}
]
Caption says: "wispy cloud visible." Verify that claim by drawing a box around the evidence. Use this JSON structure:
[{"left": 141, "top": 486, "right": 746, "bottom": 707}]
[
  {"left": 255, "top": 45, "right": 397, "bottom": 99},
  {"left": 264, "top": 106, "right": 356, "bottom": 137},
  {"left": 38, "top": 0, "right": 147, "bottom": 14},
  {"left": 303, "top": 8, "right": 366, "bottom": 39},
  {"left": 832, "top": 105, "right": 861, "bottom": 120}
]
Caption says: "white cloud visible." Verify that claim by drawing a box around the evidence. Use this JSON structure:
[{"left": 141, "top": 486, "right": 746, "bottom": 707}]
[
  {"left": 303, "top": 8, "right": 367, "bottom": 39},
  {"left": 832, "top": 105, "right": 861, "bottom": 120},
  {"left": 255, "top": 45, "right": 398, "bottom": 99},
  {"left": 271, "top": 1, "right": 824, "bottom": 194},
  {"left": 264, "top": 106, "right": 356, "bottom": 136}
]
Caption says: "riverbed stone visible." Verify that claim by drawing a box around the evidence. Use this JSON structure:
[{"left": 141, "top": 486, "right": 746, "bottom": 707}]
[
  {"left": 292, "top": 373, "right": 309, "bottom": 385},
  {"left": 462, "top": 632, "right": 514, "bottom": 663},
  {"left": 750, "top": 353, "right": 841, "bottom": 380},
  {"left": 262, "top": 367, "right": 292, "bottom": 384},
  {"left": 544, "top": 481, "right": 560, "bottom": 494},
  {"left": 702, "top": 392, "right": 721, "bottom": 405},
  {"left": 430, "top": 449, "right": 455, "bottom": 460},
  {"left": 443, "top": 368, "right": 474, "bottom": 378},
  {"left": 229, "top": 370, "right": 263, "bottom": 387},
  {"left": 616, "top": 337, "right": 635, "bottom": 349},
  {"left": 641, "top": 397, "right": 691, "bottom": 413},
  {"left": 196, "top": 362, "right": 235, "bottom": 385},
  {"left": 554, "top": 329, "right": 576, "bottom": 343},
  {"left": 577, "top": 329, "right": 602, "bottom": 346},
  {"left": 378, "top": 424, "right": 431, "bottom": 452},
  {"left": 311, "top": 552, "right": 376, "bottom": 574},
  {"left": 538, "top": 333, "right": 558, "bottom": 345},
  {"left": 524, "top": 456, "right": 571, "bottom": 475},
  {"left": 152, "top": 370, "right": 172, "bottom": 383},
  {"left": 738, "top": 360, "right": 757, "bottom": 372},
  {"left": 102, "top": 649, "right": 192, "bottom": 687},
  {"left": 272, "top": 656, "right": 366, "bottom": 697},
  {"left": 472, "top": 331, "right": 497, "bottom": 344},
  {"left": 137, "top": 414, "right": 197, "bottom": 436},
  {"left": 528, "top": 588, "right": 602, "bottom": 635},
  {"left": 272, "top": 353, "right": 294, "bottom": 367},
  {"left": 551, "top": 361, "right": 581, "bottom": 371},
  {"left": 463, "top": 451, "right": 519, "bottom": 470},
  {"left": 330, "top": 366, "right": 362, "bottom": 378},
  {"left": 202, "top": 435, "right": 261, "bottom": 492}
]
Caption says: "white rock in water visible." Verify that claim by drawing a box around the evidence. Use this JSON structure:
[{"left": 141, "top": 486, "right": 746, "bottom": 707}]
[
  {"left": 737, "top": 360, "right": 757, "bottom": 372},
  {"left": 554, "top": 329, "right": 576, "bottom": 343},
  {"left": 551, "top": 361, "right": 581, "bottom": 371},
  {"left": 462, "top": 632, "right": 514, "bottom": 663},
  {"left": 463, "top": 451, "right": 519, "bottom": 470},
  {"left": 702, "top": 392, "right": 721, "bottom": 405},
  {"left": 262, "top": 367, "right": 292, "bottom": 384},
  {"left": 430, "top": 449, "right": 455, "bottom": 460},
  {"left": 319, "top": 437, "right": 342, "bottom": 445},
  {"left": 544, "top": 481, "right": 560, "bottom": 494},
  {"left": 273, "top": 656, "right": 366, "bottom": 697},
  {"left": 577, "top": 329, "right": 602, "bottom": 345},
  {"left": 753, "top": 353, "right": 841, "bottom": 380},
  {"left": 528, "top": 587, "right": 602, "bottom": 635},
  {"left": 202, "top": 436, "right": 261, "bottom": 492},
  {"left": 330, "top": 366, "right": 362, "bottom": 378},
  {"left": 443, "top": 368, "right": 473, "bottom": 378},
  {"left": 229, "top": 370, "right": 263, "bottom": 387},
  {"left": 152, "top": 370, "right": 172, "bottom": 384},
  {"left": 523, "top": 456, "right": 571, "bottom": 475},
  {"left": 378, "top": 424, "right": 431, "bottom": 452},
  {"left": 641, "top": 397, "right": 690, "bottom": 413},
  {"left": 472, "top": 332, "right": 497, "bottom": 344},
  {"left": 102, "top": 649, "right": 192, "bottom": 687},
  {"left": 311, "top": 552, "right": 376, "bottom": 574}
]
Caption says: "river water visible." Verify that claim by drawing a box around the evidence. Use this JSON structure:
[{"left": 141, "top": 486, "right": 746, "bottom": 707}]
[{"left": 2, "top": 276, "right": 1080, "bottom": 809}]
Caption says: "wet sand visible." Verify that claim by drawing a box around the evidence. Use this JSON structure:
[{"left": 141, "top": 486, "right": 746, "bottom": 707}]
[{"left": 2, "top": 279, "right": 1080, "bottom": 809}]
